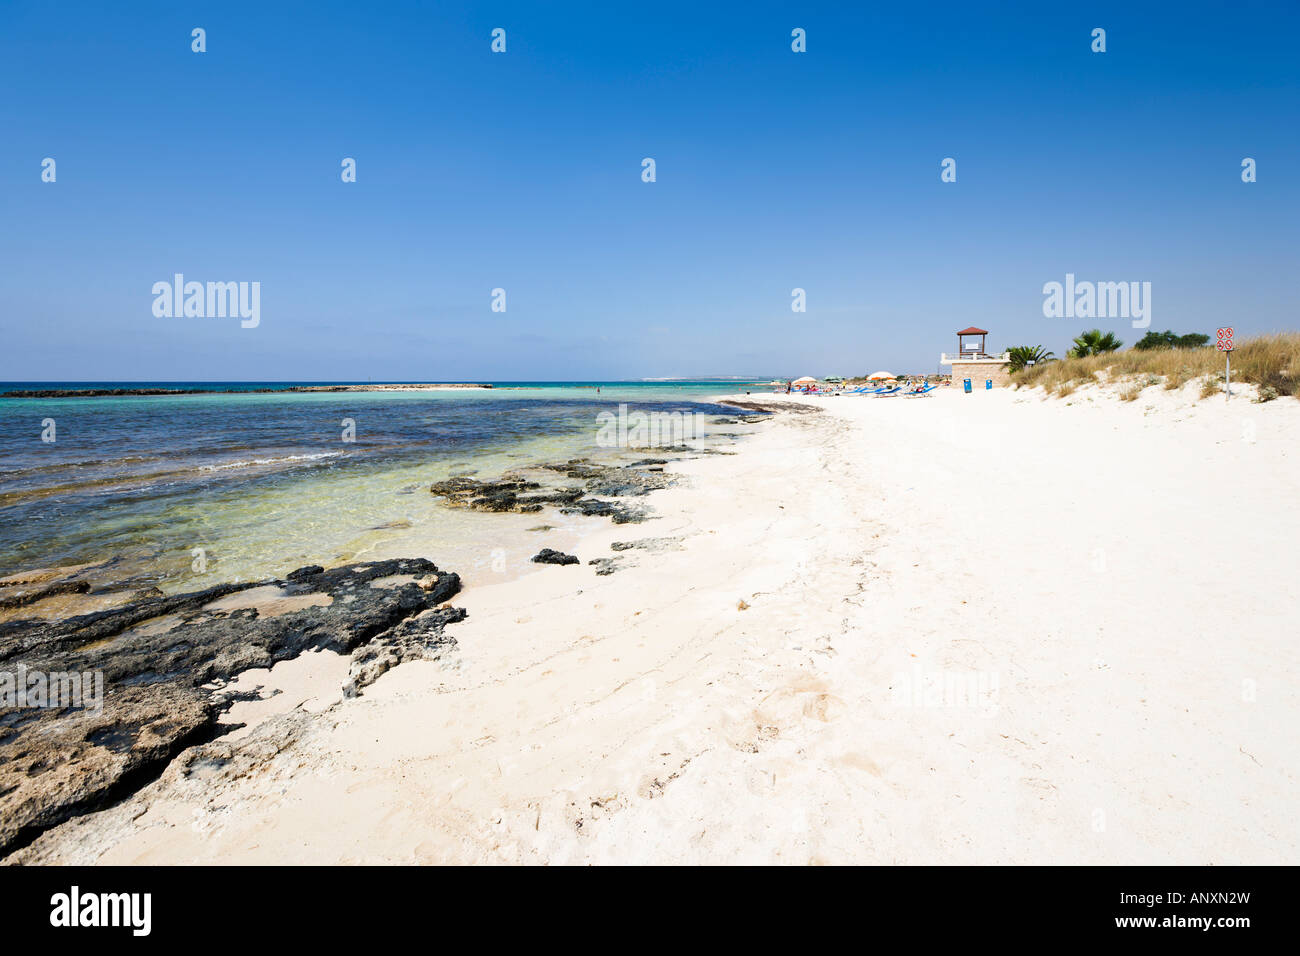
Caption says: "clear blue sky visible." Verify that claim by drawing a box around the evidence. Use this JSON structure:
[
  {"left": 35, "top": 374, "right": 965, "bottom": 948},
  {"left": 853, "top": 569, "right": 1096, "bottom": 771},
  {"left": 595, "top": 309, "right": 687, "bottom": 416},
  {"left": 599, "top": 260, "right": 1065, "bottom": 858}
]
[{"left": 3, "top": 0, "right": 1297, "bottom": 380}]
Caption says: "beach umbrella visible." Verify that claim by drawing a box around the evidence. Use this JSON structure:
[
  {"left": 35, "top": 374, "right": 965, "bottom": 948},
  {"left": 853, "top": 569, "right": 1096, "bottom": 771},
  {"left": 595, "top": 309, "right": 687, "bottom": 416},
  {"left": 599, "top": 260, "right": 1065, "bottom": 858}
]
[
  {"left": 867, "top": 371, "right": 895, "bottom": 381},
  {"left": 791, "top": 376, "right": 818, "bottom": 385}
]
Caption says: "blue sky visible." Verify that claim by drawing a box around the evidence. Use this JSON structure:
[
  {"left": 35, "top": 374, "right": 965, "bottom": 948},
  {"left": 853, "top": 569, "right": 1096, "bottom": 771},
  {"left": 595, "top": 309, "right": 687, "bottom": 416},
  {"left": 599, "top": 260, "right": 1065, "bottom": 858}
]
[{"left": 2, "top": 0, "right": 1297, "bottom": 380}]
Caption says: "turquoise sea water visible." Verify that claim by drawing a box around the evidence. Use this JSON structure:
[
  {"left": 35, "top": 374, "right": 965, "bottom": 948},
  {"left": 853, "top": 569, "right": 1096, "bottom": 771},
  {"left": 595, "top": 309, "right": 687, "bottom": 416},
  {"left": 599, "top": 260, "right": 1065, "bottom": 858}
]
[{"left": 0, "top": 381, "right": 770, "bottom": 590}]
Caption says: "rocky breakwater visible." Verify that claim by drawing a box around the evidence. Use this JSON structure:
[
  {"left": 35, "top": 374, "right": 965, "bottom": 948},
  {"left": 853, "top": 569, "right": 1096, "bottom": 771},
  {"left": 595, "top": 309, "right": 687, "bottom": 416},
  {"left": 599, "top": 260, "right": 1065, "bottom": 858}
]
[{"left": 0, "top": 558, "right": 464, "bottom": 858}]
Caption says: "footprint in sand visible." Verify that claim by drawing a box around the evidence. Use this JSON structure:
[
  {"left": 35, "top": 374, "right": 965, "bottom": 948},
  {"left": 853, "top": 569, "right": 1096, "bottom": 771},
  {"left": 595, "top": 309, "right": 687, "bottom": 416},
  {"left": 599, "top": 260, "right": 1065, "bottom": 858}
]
[{"left": 721, "top": 711, "right": 780, "bottom": 753}]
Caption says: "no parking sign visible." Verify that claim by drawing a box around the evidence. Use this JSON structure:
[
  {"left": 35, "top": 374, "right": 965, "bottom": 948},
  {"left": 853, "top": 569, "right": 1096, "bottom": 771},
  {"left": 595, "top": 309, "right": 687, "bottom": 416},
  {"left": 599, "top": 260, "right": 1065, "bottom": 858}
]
[{"left": 1217, "top": 327, "right": 1234, "bottom": 400}]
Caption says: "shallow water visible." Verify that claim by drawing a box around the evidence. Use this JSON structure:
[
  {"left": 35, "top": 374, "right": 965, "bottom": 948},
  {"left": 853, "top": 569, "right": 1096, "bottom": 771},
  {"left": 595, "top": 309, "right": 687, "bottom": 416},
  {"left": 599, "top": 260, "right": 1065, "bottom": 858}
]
[{"left": 0, "top": 381, "right": 760, "bottom": 591}]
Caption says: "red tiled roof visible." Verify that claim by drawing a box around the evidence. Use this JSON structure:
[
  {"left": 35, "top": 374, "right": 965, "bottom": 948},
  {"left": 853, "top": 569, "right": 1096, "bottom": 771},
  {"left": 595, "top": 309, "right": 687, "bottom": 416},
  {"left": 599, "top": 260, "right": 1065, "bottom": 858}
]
[{"left": 956, "top": 326, "right": 988, "bottom": 335}]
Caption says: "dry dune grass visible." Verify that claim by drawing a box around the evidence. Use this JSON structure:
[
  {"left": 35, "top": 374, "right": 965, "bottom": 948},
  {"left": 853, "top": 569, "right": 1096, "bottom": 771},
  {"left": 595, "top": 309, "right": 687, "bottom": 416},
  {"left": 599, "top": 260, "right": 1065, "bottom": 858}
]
[{"left": 1014, "top": 332, "right": 1300, "bottom": 401}]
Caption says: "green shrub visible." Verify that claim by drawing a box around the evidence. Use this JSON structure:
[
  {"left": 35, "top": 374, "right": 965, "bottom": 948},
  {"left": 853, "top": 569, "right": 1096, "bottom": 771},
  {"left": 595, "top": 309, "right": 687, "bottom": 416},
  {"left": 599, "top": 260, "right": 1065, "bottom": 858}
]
[{"left": 1135, "top": 330, "right": 1211, "bottom": 351}]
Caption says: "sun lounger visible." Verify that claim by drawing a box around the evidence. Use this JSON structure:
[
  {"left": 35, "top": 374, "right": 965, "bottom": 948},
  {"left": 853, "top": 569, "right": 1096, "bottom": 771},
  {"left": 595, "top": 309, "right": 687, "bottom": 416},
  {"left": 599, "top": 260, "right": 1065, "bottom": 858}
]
[
  {"left": 873, "top": 385, "right": 902, "bottom": 397},
  {"left": 902, "top": 384, "right": 939, "bottom": 398}
]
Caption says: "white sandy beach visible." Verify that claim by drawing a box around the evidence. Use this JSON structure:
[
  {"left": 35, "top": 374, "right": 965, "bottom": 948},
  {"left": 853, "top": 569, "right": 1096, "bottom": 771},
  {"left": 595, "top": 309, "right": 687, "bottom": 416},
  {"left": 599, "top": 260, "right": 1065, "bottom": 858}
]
[{"left": 16, "top": 382, "right": 1300, "bottom": 865}]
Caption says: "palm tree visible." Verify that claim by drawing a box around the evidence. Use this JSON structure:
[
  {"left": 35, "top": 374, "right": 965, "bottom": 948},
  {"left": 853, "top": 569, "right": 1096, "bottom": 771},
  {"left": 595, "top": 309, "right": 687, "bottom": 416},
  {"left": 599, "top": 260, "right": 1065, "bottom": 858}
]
[
  {"left": 1006, "top": 345, "right": 1055, "bottom": 372},
  {"left": 1068, "top": 329, "right": 1123, "bottom": 358}
]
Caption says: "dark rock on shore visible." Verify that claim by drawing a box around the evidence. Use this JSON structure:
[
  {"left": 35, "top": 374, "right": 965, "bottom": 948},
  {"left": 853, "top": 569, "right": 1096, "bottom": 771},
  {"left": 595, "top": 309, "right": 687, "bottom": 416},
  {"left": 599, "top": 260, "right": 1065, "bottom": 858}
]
[
  {"left": 430, "top": 459, "right": 676, "bottom": 526},
  {"left": 542, "top": 459, "right": 674, "bottom": 495},
  {"left": 553, "top": 498, "right": 639, "bottom": 523},
  {"left": 344, "top": 601, "right": 466, "bottom": 697},
  {"left": 0, "top": 558, "right": 464, "bottom": 858},
  {"left": 609, "top": 536, "right": 685, "bottom": 554},
  {"left": 575, "top": 474, "right": 669, "bottom": 499},
  {"left": 532, "top": 549, "right": 579, "bottom": 566}
]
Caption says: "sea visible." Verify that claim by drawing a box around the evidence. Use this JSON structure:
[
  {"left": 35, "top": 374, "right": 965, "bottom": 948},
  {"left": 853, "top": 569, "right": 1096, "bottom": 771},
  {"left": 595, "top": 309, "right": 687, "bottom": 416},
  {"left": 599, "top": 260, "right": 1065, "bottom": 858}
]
[{"left": 0, "top": 381, "right": 772, "bottom": 593}]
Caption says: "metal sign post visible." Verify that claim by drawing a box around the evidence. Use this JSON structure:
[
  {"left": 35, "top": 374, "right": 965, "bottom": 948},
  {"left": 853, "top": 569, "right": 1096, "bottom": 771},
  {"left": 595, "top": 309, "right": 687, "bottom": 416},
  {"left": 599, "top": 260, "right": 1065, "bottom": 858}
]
[{"left": 1216, "top": 327, "right": 1234, "bottom": 401}]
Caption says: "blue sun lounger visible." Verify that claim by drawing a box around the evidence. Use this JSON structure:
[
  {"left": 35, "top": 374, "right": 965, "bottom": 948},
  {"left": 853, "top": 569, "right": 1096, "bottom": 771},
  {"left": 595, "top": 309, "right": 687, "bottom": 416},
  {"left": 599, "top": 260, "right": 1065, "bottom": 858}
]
[
  {"left": 902, "top": 384, "right": 939, "bottom": 398},
  {"left": 874, "top": 385, "right": 903, "bottom": 397}
]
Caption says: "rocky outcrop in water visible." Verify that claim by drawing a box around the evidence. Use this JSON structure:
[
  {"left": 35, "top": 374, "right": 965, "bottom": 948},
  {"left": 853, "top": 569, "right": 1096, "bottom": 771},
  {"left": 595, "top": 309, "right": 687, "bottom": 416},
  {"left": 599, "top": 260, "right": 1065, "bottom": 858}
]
[
  {"left": 0, "top": 579, "right": 91, "bottom": 610},
  {"left": 0, "top": 558, "right": 463, "bottom": 858},
  {"left": 1, "top": 384, "right": 492, "bottom": 398},
  {"left": 1, "top": 388, "right": 218, "bottom": 398},
  {"left": 430, "top": 459, "right": 676, "bottom": 525},
  {"left": 428, "top": 476, "right": 567, "bottom": 514}
]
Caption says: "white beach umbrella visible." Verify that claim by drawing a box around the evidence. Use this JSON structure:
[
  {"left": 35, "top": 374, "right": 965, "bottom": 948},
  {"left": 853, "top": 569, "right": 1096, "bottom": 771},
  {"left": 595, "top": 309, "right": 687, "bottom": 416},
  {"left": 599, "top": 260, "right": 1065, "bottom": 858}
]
[{"left": 867, "top": 371, "right": 896, "bottom": 381}]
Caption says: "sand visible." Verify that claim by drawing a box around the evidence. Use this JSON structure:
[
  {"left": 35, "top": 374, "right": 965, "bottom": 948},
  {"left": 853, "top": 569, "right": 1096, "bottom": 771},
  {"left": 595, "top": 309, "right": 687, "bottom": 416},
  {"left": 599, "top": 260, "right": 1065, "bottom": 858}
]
[{"left": 15, "top": 380, "right": 1300, "bottom": 864}]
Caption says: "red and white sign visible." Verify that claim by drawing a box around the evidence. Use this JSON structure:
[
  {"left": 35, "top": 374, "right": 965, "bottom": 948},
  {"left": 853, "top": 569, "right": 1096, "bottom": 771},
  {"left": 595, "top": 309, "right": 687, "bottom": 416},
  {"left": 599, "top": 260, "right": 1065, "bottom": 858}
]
[{"left": 1216, "top": 327, "right": 1234, "bottom": 351}]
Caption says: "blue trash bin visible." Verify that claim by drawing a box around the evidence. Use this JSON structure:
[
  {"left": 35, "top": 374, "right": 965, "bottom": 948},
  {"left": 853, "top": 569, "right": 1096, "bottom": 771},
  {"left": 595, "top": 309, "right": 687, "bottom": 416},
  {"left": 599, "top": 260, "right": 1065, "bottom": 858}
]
[
  {"left": 985, "top": 379, "right": 992, "bottom": 390},
  {"left": 963, "top": 379, "right": 972, "bottom": 393}
]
